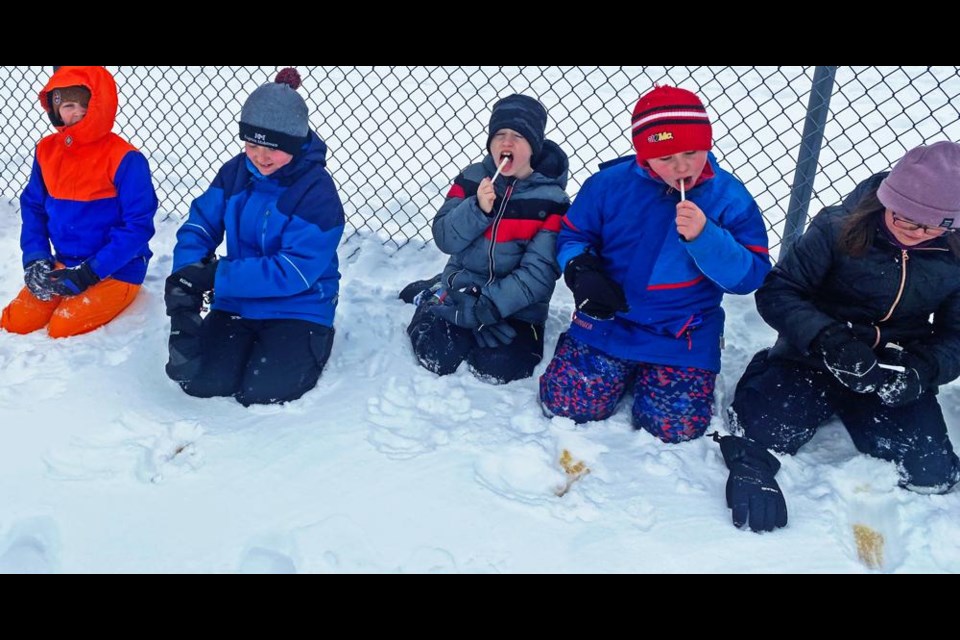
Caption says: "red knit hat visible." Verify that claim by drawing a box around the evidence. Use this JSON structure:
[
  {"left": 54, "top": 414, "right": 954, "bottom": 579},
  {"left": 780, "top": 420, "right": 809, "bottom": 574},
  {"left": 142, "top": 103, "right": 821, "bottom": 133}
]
[{"left": 631, "top": 85, "right": 712, "bottom": 162}]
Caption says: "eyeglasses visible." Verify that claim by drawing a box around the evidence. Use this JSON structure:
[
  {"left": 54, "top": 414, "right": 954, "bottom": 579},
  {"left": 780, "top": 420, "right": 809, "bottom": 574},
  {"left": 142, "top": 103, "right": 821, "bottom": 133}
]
[{"left": 891, "top": 212, "right": 955, "bottom": 235}]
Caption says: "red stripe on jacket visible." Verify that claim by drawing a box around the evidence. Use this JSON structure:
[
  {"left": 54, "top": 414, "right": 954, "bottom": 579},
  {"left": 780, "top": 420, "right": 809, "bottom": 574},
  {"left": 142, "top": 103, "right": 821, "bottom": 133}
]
[
  {"left": 647, "top": 275, "right": 706, "bottom": 290},
  {"left": 484, "top": 215, "right": 563, "bottom": 242},
  {"left": 447, "top": 184, "right": 466, "bottom": 199},
  {"left": 561, "top": 214, "right": 580, "bottom": 232}
]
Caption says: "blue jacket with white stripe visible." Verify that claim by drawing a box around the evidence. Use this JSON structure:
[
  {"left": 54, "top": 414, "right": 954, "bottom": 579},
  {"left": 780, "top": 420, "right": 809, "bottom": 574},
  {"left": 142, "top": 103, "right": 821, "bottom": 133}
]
[
  {"left": 172, "top": 131, "right": 345, "bottom": 327},
  {"left": 557, "top": 153, "right": 770, "bottom": 372}
]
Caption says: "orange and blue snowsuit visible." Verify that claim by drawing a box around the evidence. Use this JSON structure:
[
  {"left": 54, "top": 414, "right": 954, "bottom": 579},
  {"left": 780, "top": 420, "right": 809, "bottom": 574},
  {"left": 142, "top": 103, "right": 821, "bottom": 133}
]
[{"left": 1, "top": 66, "right": 157, "bottom": 337}]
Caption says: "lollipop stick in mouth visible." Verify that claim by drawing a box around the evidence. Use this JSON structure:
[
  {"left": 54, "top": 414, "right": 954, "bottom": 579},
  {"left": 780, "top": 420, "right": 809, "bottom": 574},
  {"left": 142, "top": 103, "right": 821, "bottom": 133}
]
[
  {"left": 679, "top": 178, "right": 685, "bottom": 201},
  {"left": 492, "top": 156, "right": 509, "bottom": 183}
]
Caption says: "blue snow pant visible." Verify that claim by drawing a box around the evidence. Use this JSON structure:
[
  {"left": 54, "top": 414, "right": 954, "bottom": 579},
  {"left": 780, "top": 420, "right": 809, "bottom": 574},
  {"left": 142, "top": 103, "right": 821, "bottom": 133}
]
[
  {"left": 179, "top": 310, "right": 334, "bottom": 406},
  {"left": 730, "top": 348, "right": 960, "bottom": 493},
  {"left": 406, "top": 302, "right": 544, "bottom": 384},
  {"left": 539, "top": 332, "right": 716, "bottom": 443}
]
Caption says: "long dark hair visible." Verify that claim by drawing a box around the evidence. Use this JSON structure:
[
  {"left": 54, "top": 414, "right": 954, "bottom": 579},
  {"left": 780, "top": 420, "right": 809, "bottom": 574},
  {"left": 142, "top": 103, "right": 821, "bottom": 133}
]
[{"left": 838, "top": 188, "right": 960, "bottom": 257}]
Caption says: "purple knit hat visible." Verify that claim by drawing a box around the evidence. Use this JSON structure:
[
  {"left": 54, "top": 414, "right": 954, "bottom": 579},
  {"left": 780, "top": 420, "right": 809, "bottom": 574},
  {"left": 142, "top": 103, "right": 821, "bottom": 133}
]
[{"left": 877, "top": 141, "right": 960, "bottom": 229}]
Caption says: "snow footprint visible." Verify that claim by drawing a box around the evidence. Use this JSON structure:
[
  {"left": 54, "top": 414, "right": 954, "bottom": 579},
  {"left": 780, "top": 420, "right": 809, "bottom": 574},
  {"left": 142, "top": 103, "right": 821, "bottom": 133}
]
[
  {"left": 366, "top": 376, "right": 482, "bottom": 459},
  {"left": 291, "top": 514, "right": 385, "bottom": 573},
  {"left": 136, "top": 420, "right": 205, "bottom": 484},
  {"left": 0, "top": 517, "right": 59, "bottom": 574},
  {"left": 239, "top": 547, "right": 298, "bottom": 574},
  {"left": 0, "top": 346, "right": 69, "bottom": 402},
  {"left": 44, "top": 412, "right": 203, "bottom": 484},
  {"left": 399, "top": 547, "right": 460, "bottom": 573}
]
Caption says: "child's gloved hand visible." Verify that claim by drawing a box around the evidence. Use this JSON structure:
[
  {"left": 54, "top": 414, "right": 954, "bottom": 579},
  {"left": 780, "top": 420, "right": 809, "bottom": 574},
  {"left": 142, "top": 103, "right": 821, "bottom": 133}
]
[
  {"left": 24, "top": 259, "right": 56, "bottom": 301},
  {"left": 877, "top": 368, "right": 923, "bottom": 407},
  {"left": 165, "top": 256, "right": 219, "bottom": 315},
  {"left": 48, "top": 262, "right": 100, "bottom": 296},
  {"left": 473, "top": 321, "right": 517, "bottom": 348},
  {"left": 876, "top": 344, "right": 932, "bottom": 407},
  {"left": 564, "top": 253, "right": 629, "bottom": 320},
  {"left": 812, "top": 323, "right": 885, "bottom": 393},
  {"left": 428, "top": 286, "right": 500, "bottom": 329}
]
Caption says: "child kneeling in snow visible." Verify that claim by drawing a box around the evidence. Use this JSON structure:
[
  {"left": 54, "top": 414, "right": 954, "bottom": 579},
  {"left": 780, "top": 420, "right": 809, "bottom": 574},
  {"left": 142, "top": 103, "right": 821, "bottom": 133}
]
[
  {"left": 404, "top": 94, "right": 571, "bottom": 384},
  {"left": 2, "top": 66, "right": 157, "bottom": 338},
  {"left": 539, "top": 85, "right": 770, "bottom": 443},
  {"left": 165, "top": 68, "right": 344, "bottom": 406},
  {"left": 722, "top": 141, "right": 960, "bottom": 532}
]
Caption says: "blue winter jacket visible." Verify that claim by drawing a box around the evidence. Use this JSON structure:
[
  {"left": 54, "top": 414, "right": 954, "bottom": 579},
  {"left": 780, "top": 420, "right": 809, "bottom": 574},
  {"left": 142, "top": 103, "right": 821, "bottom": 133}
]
[
  {"left": 557, "top": 154, "right": 771, "bottom": 372},
  {"left": 172, "top": 131, "right": 345, "bottom": 327}
]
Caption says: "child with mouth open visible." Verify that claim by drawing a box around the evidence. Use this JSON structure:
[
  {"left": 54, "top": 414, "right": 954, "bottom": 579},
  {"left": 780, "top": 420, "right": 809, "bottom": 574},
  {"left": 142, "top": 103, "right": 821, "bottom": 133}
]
[
  {"left": 403, "top": 94, "right": 571, "bottom": 384},
  {"left": 538, "top": 84, "right": 771, "bottom": 444}
]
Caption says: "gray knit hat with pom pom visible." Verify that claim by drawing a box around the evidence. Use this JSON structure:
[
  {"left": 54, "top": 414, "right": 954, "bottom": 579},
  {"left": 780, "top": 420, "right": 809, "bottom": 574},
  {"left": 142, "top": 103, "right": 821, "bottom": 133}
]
[{"left": 239, "top": 67, "right": 309, "bottom": 154}]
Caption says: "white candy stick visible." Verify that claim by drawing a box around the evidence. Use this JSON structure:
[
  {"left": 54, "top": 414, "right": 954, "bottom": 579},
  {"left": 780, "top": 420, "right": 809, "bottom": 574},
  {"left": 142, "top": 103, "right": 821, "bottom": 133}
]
[
  {"left": 878, "top": 363, "right": 906, "bottom": 373},
  {"left": 491, "top": 156, "right": 509, "bottom": 183},
  {"left": 679, "top": 179, "right": 686, "bottom": 201}
]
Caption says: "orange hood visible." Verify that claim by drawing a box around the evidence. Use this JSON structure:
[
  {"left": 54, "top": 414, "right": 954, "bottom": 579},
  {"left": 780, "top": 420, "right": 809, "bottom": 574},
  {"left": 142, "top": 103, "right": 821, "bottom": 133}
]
[{"left": 39, "top": 66, "right": 118, "bottom": 145}]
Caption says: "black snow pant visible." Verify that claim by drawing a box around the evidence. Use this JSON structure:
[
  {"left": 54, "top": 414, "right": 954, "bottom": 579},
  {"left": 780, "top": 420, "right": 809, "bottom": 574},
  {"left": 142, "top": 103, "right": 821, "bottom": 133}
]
[
  {"left": 730, "top": 348, "right": 960, "bottom": 493},
  {"left": 406, "top": 303, "right": 544, "bottom": 384},
  {"left": 178, "top": 310, "right": 334, "bottom": 406}
]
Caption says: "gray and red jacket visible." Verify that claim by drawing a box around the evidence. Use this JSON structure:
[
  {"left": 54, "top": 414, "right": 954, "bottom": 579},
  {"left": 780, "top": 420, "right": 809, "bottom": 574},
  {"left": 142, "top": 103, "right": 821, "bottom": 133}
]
[{"left": 432, "top": 140, "right": 570, "bottom": 324}]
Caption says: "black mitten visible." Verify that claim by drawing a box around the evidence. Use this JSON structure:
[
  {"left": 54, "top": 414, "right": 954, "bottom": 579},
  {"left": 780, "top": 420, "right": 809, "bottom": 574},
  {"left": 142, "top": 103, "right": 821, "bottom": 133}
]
[
  {"left": 812, "top": 323, "right": 885, "bottom": 393},
  {"left": 563, "top": 253, "right": 629, "bottom": 320}
]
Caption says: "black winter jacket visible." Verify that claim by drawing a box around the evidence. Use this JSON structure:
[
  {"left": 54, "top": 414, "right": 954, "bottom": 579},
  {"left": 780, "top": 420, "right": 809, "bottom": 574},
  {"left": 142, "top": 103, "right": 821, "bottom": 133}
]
[{"left": 758, "top": 172, "right": 960, "bottom": 389}]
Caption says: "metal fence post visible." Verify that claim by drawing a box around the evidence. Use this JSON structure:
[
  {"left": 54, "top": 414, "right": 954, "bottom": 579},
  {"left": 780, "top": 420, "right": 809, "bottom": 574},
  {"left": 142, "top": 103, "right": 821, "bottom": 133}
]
[{"left": 782, "top": 66, "right": 837, "bottom": 254}]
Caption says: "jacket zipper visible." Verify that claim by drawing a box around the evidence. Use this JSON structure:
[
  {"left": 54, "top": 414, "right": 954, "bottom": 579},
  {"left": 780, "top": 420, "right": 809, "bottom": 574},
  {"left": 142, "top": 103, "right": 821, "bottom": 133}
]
[
  {"left": 486, "top": 179, "right": 515, "bottom": 286},
  {"left": 878, "top": 249, "right": 908, "bottom": 322},
  {"left": 261, "top": 210, "right": 270, "bottom": 254}
]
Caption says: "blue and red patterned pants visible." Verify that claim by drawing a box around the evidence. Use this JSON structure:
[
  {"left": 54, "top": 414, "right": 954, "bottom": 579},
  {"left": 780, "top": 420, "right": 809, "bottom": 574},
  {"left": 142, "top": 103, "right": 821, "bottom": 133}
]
[{"left": 539, "top": 333, "right": 716, "bottom": 443}]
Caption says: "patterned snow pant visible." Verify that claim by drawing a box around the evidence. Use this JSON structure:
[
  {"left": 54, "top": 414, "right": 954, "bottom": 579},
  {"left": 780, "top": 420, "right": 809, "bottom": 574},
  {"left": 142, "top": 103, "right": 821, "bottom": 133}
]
[
  {"left": 407, "top": 302, "right": 544, "bottom": 384},
  {"left": 730, "top": 348, "right": 960, "bottom": 493},
  {"left": 539, "top": 332, "right": 716, "bottom": 443}
]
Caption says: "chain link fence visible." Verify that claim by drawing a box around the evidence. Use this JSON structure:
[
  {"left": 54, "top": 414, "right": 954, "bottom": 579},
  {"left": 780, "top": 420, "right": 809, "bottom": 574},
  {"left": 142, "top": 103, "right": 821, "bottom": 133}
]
[{"left": 2, "top": 66, "right": 959, "bottom": 257}]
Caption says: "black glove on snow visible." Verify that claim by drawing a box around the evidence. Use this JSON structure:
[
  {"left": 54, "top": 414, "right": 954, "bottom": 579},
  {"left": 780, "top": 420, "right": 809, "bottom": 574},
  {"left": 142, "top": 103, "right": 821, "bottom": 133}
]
[
  {"left": 24, "top": 259, "right": 56, "bottom": 301},
  {"left": 48, "top": 262, "right": 100, "bottom": 296},
  {"left": 717, "top": 435, "right": 787, "bottom": 533},
  {"left": 563, "top": 253, "right": 629, "bottom": 320},
  {"left": 812, "top": 323, "right": 885, "bottom": 393}
]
